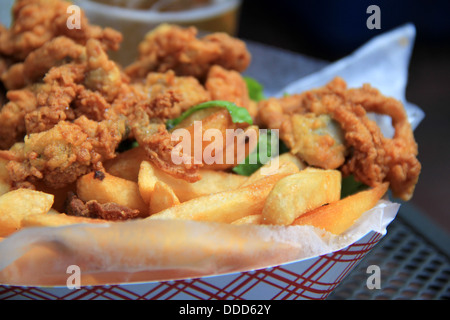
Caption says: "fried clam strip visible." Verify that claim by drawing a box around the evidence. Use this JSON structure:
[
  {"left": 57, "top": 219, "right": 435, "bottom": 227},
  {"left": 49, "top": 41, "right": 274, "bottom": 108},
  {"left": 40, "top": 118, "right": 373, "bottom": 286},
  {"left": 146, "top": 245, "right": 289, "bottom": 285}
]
[
  {"left": 0, "top": 84, "right": 41, "bottom": 150},
  {"left": 0, "top": 0, "right": 121, "bottom": 61},
  {"left": 257, "top": 77, "right": 420, "bottom": 201},
  {"left": 3, "top": 38, "right": 126, "bottom": 144},
  {"left": 0, "top": 38, "right": 120, "bottom": 149},
  {"left": 1, "top": 36, "right": 87, "bottom": 90},
  {"left": 2, "top": 115, "right": 127, "bottom": 190},
  {"left": 24, "top": 62, "right": 86, "bottom": 134},
  {"left": 124, "top": 24, "right": 251, "bottom": 81},
  {"left": 205, "top": 65, "right": 256, "bottom": 119},
  {"left": 65, "top": 192, "right": 140, "bottom": 221},
  {"left": 131, "top": 69, "right": 211, "bottom": 119},
  {"left": 131, "top": 102, "right": 203, "bottom": 183},
  {"left": 0, "top": 0, "right": 122, "bottom": 95}
]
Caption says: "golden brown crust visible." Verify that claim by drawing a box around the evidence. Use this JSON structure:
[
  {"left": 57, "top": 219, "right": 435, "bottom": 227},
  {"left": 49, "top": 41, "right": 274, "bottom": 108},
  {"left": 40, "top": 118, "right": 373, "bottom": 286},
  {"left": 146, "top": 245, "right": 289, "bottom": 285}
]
[
  {"left": 124, "top": 24, "right": 251, "bottom": 81},
  {"left": 257, "top": 77, "right": 421, "bottom": 201}
]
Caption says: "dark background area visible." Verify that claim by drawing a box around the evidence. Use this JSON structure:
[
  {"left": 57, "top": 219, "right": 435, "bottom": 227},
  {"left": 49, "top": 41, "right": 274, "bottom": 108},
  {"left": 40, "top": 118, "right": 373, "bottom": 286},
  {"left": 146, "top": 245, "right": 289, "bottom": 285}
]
[{"left": 236, "top": 0, "right": 450, "bottom": 233}]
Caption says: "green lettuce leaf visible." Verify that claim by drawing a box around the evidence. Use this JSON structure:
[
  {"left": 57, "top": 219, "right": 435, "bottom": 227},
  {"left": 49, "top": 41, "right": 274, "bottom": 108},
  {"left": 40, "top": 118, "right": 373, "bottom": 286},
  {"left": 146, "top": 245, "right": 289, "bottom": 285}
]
[
  {"left": 166, "top": 100, "right": 253, "bottom": 130},
  {"left": 340, "top": 175, "right": 369, "bottom": 198},
  {"left": 244, "top": 76, "right": 266, "bottom": 102},
  {"left": 232, "top": 130, "right": 288, "bottom": 176}
]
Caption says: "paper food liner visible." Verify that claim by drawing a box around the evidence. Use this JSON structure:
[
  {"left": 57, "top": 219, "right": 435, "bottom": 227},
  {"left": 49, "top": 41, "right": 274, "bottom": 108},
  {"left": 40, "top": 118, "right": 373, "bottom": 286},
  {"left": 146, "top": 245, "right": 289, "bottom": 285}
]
[{"left": 0, "top": 24, "right": 422, "bottom": 287}]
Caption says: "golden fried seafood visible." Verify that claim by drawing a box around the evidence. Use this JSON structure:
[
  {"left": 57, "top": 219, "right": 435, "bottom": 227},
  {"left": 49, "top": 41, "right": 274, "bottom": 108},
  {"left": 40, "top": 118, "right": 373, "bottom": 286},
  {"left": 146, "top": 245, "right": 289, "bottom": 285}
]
[
  {"left": 124, "top": 24, "right": 251, "bottom": 80},
  {"left": 0, "top": 0, "right": 121, "bottom": 61},
  {"left": 4, "top": 115, "right": 127, "bottom": 189},
  {"left": 257, "top": 77, "right": 421, "bottom": 201}
]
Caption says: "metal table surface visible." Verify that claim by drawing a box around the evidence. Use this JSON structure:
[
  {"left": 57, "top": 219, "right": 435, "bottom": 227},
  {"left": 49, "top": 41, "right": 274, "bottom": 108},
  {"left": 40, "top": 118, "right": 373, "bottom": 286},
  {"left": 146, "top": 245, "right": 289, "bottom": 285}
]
[{"left": 244, "top": 41, "right": 450, "bottom": 300}]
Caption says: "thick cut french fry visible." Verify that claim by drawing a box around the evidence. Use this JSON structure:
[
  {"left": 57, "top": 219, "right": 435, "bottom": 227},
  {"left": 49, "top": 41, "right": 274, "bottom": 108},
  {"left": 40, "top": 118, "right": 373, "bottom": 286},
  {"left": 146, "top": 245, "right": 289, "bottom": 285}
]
[
  {"left": 262, "top": 168, "right": 342, "bottom": 225},
  {"left": 34, "top": 181, "right": 76, "bottom": 213},
  {"left": 103, "top": 146, "right": 148, "bottom": 182},
  {"left": 241, "top": 153, "right": 305, "bottom": 187},
  {"left": 76, "top": 171, "right": 148, "bottom": 216},
  {"left": 138, "top": 160, "right": 247, "bottom": 202},
  {"left": 231, "top": 214, "right": 263, "bottom": 225},
  {"left": 148, "top": 172, "right": 292, "bottom": 223},
  {"left": 293, "top": 183, "right": 389, "bottom": 234},
  {"left": 138, "top": 161, "right": 159, "bottom": 204},
  {"left": 21, "top": 212, "right": 109, "bottom": 228},
  {"left": 0, "top": 189, "right": 54, "bottom": 236},
  {"left": 149, "top": 181, "right": 180, "bottom": 215}
]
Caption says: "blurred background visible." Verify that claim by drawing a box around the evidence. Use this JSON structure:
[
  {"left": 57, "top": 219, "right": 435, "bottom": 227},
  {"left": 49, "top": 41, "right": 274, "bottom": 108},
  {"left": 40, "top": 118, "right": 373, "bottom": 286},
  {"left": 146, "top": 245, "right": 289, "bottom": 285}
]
[{"left": 236, "top": 0, "right": 450, "bottom": 233}]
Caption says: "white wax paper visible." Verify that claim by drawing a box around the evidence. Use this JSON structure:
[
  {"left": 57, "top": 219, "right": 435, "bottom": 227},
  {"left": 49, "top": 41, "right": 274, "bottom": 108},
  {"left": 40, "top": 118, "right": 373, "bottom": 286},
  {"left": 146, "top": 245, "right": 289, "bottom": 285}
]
[
  {"left": 278, "top": 23, "right": 424, "bottom": 137},
  {"left": 0, "top": 24, "right": 422, "bottom": 287}
]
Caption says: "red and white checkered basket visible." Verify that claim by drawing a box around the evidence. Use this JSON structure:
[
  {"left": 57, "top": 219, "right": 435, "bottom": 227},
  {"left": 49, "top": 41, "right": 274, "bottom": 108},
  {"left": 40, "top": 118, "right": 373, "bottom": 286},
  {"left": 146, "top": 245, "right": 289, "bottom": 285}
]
[{"left": 0, "top": 231, "right": 382, "bottom": 300}]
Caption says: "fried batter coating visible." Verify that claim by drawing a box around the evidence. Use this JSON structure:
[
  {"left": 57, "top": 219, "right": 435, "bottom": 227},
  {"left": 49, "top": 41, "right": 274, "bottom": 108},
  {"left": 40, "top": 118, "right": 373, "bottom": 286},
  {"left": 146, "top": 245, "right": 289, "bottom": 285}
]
[
  {"left": 257, "top": 77, "right": 421, "bottom": 201},
  {"left": 205, "top": 65, "right": 256, "bottom": 118},
  {"left": 289, "top": 113, "right": 347, "bottom": 169},
  {"left": 0, "top": 0, "right": 121, "bottom": 61},
  {"left": 124, "top": 24, "right": 251, "bottom": 80},
  {"left": 1, "top": 36, "right": 87, "bottom": 90},
  {"left": 0, "top": 85, "right": 40, "bottom": 149},
  {"left": 5, "top": 116, "right": 127, "bottom": 189},
  {"left": 0, "top": 0, "right": 122, "bottom": 92},
  {"left": 65, "top": 191, "right": 140, "bottom": 221},
  {"left": 139, "top": 69, "right": 211, "bottom": 117},
  {"left": 131, "top": 103, "right": 202, "bottom": 183}
]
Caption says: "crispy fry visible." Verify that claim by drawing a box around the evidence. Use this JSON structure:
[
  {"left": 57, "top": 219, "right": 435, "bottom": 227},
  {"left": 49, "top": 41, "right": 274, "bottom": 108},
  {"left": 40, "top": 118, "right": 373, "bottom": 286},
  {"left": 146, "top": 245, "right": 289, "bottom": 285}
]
[
  {"left": 0, "top": 189, "right": 54, "bottom": 236},
  {"left": 138, "top": 160, "right": 246, "bottom": 202},
  {"left": 231, "top": 214, "right": 263, "bottom": 225},
  {"left": 241, "top": 153, "right": 305, "bottom": 187},
  {"left": 262, "top": 168, "right": 342, "bottom": 225},
  {"left": 34, "top": 181, "right": 77, "bottom": 214},
  {"left": 148, "top": 172, "right": 291, "bottom": 223},
  {"left": 103, "top": 147, "right": 148, "bottom": 182},
  {"left": 293, "top": 183, "right": 389, "bottom": 234},
  {"left": 138, "top": 160, "right": 160, "bottom": 204},
  {"left": 76, "top": 171, "right": 148, "bottom": 216},
  {"left": 149, "top": 181, "right": 180, "bottom": 215},
  {"left": 21, "top": 212, "right": 109, "bottom": 228}
]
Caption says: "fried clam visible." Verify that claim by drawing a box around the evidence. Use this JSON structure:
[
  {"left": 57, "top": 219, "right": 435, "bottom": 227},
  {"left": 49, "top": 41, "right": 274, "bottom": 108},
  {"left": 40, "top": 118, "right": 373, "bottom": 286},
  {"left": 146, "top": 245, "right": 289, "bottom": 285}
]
[{"left": 257, "top": 77, "right": 421, "bottom": 201}]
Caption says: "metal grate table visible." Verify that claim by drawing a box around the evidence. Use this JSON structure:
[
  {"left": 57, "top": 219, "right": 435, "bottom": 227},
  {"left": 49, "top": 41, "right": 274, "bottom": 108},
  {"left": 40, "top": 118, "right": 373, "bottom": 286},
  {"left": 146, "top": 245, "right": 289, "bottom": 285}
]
[{"left": 328, "top": 203, "right": 450, "bottom": 300}]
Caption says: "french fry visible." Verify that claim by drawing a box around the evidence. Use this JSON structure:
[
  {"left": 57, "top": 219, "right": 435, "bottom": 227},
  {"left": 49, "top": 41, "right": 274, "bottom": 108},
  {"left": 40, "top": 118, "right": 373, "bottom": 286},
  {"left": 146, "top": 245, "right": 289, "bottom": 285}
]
[
  {"left": 241, "top": 153, "right": 305, "bottom": 187},
  {"left": 278, "top": 152, "right": 307, "bottom": 170},
  {"left": 138, "top": 160, "right": 247, "bottom": 202},
  {"left": 21, "top": 212, "right": 109, "bottom": 228},
  {"left": 0, "top": 189, "right": 54, "bottom": 237},
  {"left": 149, "top": 181, "right": 180, "bottom": 215},
  {"left": 76, "top": 171, "right": 148, "bottom": 216},
  {"left": 34, "top": 181, "right": 76, "bottom": 213},
  {"left": 231, "top": 214, "right": 263, "bottom": 225},
  {"left": 148, "top": 171, "right": 292, "bottom": 223},
  {"left": 138, "top": 160, "right": 159, "bottom": 204},
  {"left": 262, "top": 168, "right": 342, "bottom": 225},
  {"left": 293, "top": 183, "right": 389, "bottom": 234},
  {"left": 103, "top": 146, "right": 147, "bottom": 182}
]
